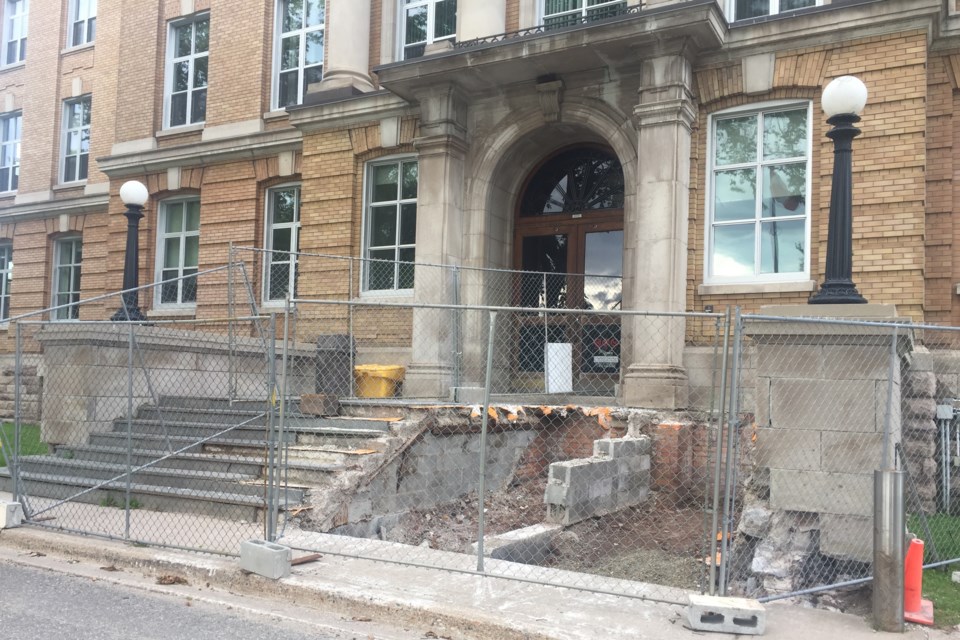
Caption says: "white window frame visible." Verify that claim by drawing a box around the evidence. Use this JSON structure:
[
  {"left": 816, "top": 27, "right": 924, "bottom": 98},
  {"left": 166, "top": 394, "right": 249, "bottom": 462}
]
[
  {"left": 68, "top": 0, "right": 96, "bottom": 48},
  {"left": 0, "top": 242, "right": 12, "bottom": 321},
  {"left": 3, "top": 0, "right": 27, "bottom": 66},
  {"left": 272, "top": 0, "right": 325, "bottom": 110},
  {"left": 164, "top": 13, "right": 209, "bottom": 129},
  {"left": 60, "top": 95, "right": 91, "bottom": 184},
  {"left": 154, "top": 197, "right": 200, "bottom": 308},
  {"left": 262, "top": 184, "right": 301, "bottom": 305},
  {"left": 541, "top": 0, "right": 626, "bottom": 29},
  {"left": 726, "top": 0, "right": 821, "bottom": 21},
  {"left": 51, "top": 236, "right": 82, "bottom": 321},
  {"left": 704, "top": 100, "right": 813, "bottom": 285},
  {"left": 399, "top": 0, "right": 456, "bottom": 60},
  {"left": 362, "top": 156, "right": 418, "bottom": 294},
  {"left": 0, "top": 111, "right": 20, "bottom": 193}
]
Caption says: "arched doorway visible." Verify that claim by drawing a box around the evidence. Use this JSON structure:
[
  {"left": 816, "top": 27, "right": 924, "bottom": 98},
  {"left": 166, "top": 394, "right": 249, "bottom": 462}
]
[{"left": 513, "top": 146, "right": 625, "bottom": 394}]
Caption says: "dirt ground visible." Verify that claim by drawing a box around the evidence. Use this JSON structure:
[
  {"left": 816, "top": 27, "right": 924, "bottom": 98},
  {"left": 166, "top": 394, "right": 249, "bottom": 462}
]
[{"left": 377, "top": 476, "right": 706, "bottom": 591}]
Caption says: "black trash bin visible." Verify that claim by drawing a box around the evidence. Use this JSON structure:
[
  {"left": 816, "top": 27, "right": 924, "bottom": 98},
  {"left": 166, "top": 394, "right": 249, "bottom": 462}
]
[{"left": 316, "top": 334, "right": 354, "bottom": 397}]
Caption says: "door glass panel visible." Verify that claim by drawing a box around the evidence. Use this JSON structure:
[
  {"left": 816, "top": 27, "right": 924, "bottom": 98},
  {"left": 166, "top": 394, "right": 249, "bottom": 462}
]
[
  {"left": 520, "top": 234, "right": 567, "bottom": 309},
  {"left": 583, "top": 230, "right": 622, "bottom": 310}
]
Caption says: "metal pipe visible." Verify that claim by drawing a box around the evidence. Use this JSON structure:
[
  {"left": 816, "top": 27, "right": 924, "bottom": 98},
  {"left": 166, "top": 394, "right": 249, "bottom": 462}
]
[
  {"left": 12, "top": 321, "right": 22, "bottom": 503},
  {"left": 348, "top": 259, "right": 355, "bottom": 398},
  {"left": 476, "top": 310, "right": 498, "bottom": 573},
  {"left": 277, "top": 298, "right": 291, "bottom": 536},
  {"left": 228, "top": 241, "right": 236, "bottom": 403},
  {"left": 708, "top": 307, "right": 732, "bottom": 595},
  {"left": 872, "top": 469, "right": 905, "bottom": 633},
  {"left": 266, "top": 313, "right": 278, "bottom": 542},
  {"left": 881, "top": 326, "right": 897, "bottom": 470},
  {"left": 718, "top": 307, "right": 743, "bottom": 596},
  {"left": 759, "top": 577, "right": 872, "bottom": 603}
]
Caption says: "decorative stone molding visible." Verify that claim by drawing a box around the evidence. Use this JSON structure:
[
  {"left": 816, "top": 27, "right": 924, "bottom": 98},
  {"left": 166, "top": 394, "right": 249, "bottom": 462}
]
[{"left": 536, "top": 79, "right": 564, "bottom": 123}]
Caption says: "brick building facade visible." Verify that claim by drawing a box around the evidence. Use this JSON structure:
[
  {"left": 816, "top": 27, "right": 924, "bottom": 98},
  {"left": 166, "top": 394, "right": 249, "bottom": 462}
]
[{"left": 1, "top": 0, "right": 959, "bottom": 407}]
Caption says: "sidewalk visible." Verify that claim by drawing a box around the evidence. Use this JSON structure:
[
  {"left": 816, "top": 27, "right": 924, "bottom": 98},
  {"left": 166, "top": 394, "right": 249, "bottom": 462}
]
[{"left": 0, "top": 524, "right": 952, "bottom": 640}]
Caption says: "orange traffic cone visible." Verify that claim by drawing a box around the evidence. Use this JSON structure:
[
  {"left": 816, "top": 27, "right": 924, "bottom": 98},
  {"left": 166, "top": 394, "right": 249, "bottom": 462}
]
[{"left": 904, "top": 538, "right": 934, "bottom": 626}]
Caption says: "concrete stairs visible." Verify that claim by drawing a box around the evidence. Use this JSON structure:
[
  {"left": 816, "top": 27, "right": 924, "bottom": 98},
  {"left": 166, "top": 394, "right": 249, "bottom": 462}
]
[{"left": 0, "top": 396, "right": 405, "bottom": 522}]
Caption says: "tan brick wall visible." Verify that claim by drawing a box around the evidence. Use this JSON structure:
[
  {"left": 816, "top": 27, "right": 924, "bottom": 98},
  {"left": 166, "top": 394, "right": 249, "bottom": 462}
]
[
  {"left": 690, "top": 31, "right": 928, "bottom": 323},
  {"left": 506, "top": 0, "right": 520, "bottom": 32}
]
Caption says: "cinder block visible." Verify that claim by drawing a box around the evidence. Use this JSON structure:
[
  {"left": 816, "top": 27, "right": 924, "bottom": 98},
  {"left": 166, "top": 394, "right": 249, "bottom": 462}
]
[
  {"left": 686, "top": 594, "right": 766, "bottom": 635},
  {"left": 0, "top": 501, "right": 23, "bottom": 528},
  {"left": 239, "top": 539, "right": 291, "bottom": 580}
]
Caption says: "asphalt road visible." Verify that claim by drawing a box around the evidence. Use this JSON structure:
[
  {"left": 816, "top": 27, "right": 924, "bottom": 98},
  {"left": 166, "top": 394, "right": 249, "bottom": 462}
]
[{"left": 0, "top": 558, "right": 429, "bottom": 640}]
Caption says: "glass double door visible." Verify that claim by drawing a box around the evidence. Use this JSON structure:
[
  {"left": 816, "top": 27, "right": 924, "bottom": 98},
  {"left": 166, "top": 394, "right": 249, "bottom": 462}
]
[{"left": 513, "top": 217, "right": 623, "bottom": 393}]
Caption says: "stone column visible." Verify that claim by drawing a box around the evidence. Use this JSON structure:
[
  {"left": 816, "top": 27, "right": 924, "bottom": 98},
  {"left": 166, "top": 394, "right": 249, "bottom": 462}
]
[
  {"left": 458, "top": 0, "right": 506, "bottom": 42},
  {"left": 403, "top": 86, "right": 468, "bottom": 398},
  {"left": 316, "top": 0, "right": 374, "bottom": 93},
  {"left": 621, "top": 54, "right": 697, "bottom": 409}
]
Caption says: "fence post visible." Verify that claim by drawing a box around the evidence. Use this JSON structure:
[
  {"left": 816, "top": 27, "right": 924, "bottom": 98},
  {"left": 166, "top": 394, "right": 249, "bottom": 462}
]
[
  {"left": 266, "top": 313, "right": 278, "bottom": 542},
  {"left": 873, "top": 325, "right": 904, "bottom": 632},
  {"left": 476, "top": 310, "right": 498, "bottom": 573},
  {"left": 718, "top": 307, "right": 743, "bottom": 596},
  {"left": 707, "top": 307, "right": 732, "bottom": 595},
  {"left": 228, "top": 242, "right": 236, "bottom": 403},
  {"left": 125, "top": 323, "right": 134, "bottom": 540},
  {"left": 12, "top": 321, "right": 22, "bottom": 503}
]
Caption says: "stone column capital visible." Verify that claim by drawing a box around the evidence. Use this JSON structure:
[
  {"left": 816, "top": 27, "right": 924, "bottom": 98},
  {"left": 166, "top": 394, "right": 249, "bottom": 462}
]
[
  {"left": 634, "top": 53, "right": 698, "bottom": 132},
  {"left": 634, "top": 97, "right": 698, "bottom": 133},
  {"left": 413, "top": 133, "right": 469, "bottom": 159},
  {"left": 414, "top": 84, "right": 468, "bottom": 139}
]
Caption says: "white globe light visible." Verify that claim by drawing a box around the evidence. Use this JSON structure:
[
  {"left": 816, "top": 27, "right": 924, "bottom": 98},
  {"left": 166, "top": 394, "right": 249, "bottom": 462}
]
[
  {"left": 119, "top": 180, "right": 149, "bottom": 207},
  {"left": 822, "top": 75, "right": 868, "bottom": 117}
]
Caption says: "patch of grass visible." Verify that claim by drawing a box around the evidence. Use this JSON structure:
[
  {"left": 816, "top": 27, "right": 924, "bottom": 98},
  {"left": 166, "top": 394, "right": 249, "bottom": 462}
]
[
  {"left": 0, "top": 422, "right": 46, "bottom": 467},
  {"left": 922, "top": 564, "right": 960, "bottom": 629},
  {"left": 99, "top": 495, "right": 120, "bottom": 508},
  {"left": 908, "top": 514, "right": 960, "bottom": 562}
]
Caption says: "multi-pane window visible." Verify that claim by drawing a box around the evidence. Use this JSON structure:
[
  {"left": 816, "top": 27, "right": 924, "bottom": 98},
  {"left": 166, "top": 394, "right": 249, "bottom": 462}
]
[
  {"left": 732, "top": 0, "right": 817, "bottom": 20},
  {"left": 0, "top": 112, "right": 20, "bottom": 193},
  {"left": 264, "top": 185, "right": 301, "bottom": 302},
  {"left": 52, "top": 237, "right": 82, "bottom": 321},
  {"left": 61, "top": 96, "right": 90, "bottom": 183},
  {"left": 0, "top": 243, "right": 11, "bottom": 320},
  {"left": 69, "top": 0, "right": 96, "bottom": 47},
  {"left": 708, "top": 103, "right": 810, "bottom": 282},
  {"left": 3, "top": 0, "right": 27, "bottom": 66},
  {"left": 157, "top": 199, "right": 200, "bottom": 305},
  {"left": 401, "top": 0, "right": 456, "bottom": 60},
  {"left": 543, "top": 0, "right": 626, "bottom": 30},
  {"left": 364, "top": 159, "right": 417, "bottom": 291},
  {"left": 166, "top": 15, "right": 208, "bottom": 127},
  {"left": 275, "top": 0, "right": 324, "bottom": 109}
]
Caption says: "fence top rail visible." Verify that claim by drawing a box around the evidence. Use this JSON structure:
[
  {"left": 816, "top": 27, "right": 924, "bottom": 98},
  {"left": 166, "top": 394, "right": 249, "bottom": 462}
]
[
  {"left": 292, "top": 297, "right": 723, "bottom": 319},
  {"left": 4, "top": 263, "right": 235, "bottom": 325},
  {"left": 743, "top": 313, "right": 960, "bottom": 333},
  {"left": 231, "top": 245, "right": 624, "bottom": 281},
  {"left": 18, "top": 314, "right": 271, "bottom": 327}
]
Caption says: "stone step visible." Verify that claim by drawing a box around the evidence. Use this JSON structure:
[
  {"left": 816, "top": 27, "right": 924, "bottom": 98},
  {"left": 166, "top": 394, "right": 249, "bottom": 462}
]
[
  {"left": 108, "top": 419, "right": 298, "bottom": 443},
  {"left": 13, "top": 456, "right": 306, "bottom": 502},
  {"left": 0, "top": 470, "right": 301, "bottom": 522},
  {"left": 157, "top": 396, "right": 268, "bottom": 412},
  {"left": 87, "top": 432, "right": 273, "bottom": 453},
  {"left": 55, "top": 444, "right": 266, "bottom": 475},
  {"left": 135, "top": 406, "right": 271, "bottom": 425}
]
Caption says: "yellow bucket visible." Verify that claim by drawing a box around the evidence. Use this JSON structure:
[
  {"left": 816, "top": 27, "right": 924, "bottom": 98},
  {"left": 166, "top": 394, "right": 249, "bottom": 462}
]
[{"left": 354, "top": 365, "right": 405, "bottom": 398}]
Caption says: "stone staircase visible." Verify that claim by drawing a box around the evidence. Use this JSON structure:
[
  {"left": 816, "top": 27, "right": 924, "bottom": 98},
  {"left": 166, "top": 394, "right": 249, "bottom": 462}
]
[{"left": 0, "top": 396, "right": 406, "bottom": 522}]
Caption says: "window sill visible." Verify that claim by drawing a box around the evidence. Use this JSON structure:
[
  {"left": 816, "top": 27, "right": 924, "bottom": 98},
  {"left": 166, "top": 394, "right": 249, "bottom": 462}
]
[
  {"left": 263, "top": 109, "right": 289, "bottom": 121},
  {"left": 61, "top": 42, "right": 94, "bottom": 55},
  {"left": 358, "top": 290, "right": 415, "bottom": 302},
  {"left": 54, "top": 181, "right": 87, "bottom": 191},
  {"left": 698, "top": 280, "right": 817, "bottom": 296},
  {"left": 0, "top": 61, "right": 25, "bottom": 72},
  {"left": 147, "top": 307, "right": 196, "bottom": 319},
  {"left": 156, "top": 123, "right": 204, "bottom": 138}
]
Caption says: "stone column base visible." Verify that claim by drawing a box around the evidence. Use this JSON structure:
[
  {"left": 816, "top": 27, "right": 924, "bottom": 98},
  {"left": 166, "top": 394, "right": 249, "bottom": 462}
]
[
  {"left": 403, "top": 363, "right": 455, "bottom": 399},
  {"left": 621, "top": 364, "right": 689, "bottom": 409}
]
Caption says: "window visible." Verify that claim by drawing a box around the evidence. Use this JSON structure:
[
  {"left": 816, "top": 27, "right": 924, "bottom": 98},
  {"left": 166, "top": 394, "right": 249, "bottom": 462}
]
[
  {"left": 61, "top": 96, "right": 90, "bottom": 183},
  {"left": 707, "top": 103, "right": 810, "bottom": 283},
  {"left": 401, "top": 0, "right": 456, "bottom": 60},
  {"left": 52, "top": 237, "right": 82, "bottom": 321},
  {"left": 3, "top": 0, "right": 27, "bottom": 66},
  {"left": 0, "top": 242, "right": 11, "bottom": 320},
  {"left": 156, "top": 199, "right": 200, "bottom": 306},
  {"left": 165, "top": 14, "right": 208, "bottom": 128},
  {"left": 731, "top": 0, "right": 817, "bottom": 20},
  {"left": 69, "top": 0, "right": 96, "bottom": 47},
  {"left": 274, "top": 0, "right": 324, "bottom": 109},
  {"left": 264, "top": 185, "right": 301, "bottom": 302},
  {"left": 543, "top": 0, "right": 626, "bottom": 30},
  {"left": 364, "top": 159, "right": 417, "bottom": 291},
  {"left": 0, "top": 111, "right": 20, "bottom": 193}
]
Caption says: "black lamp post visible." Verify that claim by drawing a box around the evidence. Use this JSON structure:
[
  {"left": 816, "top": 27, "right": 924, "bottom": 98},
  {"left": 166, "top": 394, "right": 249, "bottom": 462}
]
[
  {"left": 111, "top": 180, "right": 150, "bottom": 321},
  {"left": 810, "top": 75, "right": 869, "bottom": 305}
]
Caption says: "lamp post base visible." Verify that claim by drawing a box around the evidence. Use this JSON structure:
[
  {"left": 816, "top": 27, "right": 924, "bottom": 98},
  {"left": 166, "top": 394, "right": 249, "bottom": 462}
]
[
  {"left": 809, "top": 279, "right": 867, "bottom": 305},
  {"left": 111, "top": 306, "right": 148, "bottom": 322}
]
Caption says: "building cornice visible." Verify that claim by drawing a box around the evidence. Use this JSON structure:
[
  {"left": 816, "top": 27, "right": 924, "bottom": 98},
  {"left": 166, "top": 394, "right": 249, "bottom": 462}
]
[
  {"left": 286, "top": 90, "right": 417, "bottom": 133},
  {"left": 0, "top": 193, "right": 109, "bottom": 222},
  {"left": 96, "top": 128, "right": 303, "bottom": 179}
]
